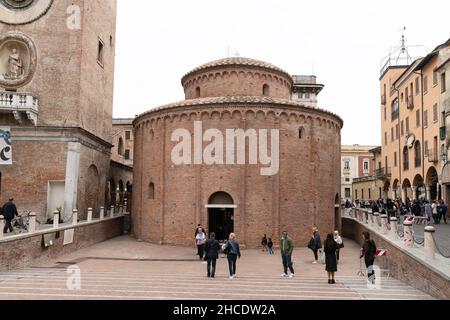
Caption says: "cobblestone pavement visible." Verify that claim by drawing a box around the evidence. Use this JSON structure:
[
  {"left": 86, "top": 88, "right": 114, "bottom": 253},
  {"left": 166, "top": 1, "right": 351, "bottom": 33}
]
[{"left": 0, "top": 236, "right": 433, "bottom": 300}]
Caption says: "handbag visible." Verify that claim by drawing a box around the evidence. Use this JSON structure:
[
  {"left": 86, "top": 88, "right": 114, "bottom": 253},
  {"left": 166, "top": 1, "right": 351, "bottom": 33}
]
[
  {"left": 319, "top": 249, "right": 326, "bottom": 264},
  {"left": 307, "top": 238, "right": 314, "bottom": 250}
]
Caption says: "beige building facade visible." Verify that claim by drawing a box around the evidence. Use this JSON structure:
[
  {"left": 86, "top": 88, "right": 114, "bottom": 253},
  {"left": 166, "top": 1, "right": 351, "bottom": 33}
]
[
  {"left": 341, "top": 145, "right": 376, "bottom": 202},
  {"left": 380, "top": 38, "right": 450, "bottom": 203}
]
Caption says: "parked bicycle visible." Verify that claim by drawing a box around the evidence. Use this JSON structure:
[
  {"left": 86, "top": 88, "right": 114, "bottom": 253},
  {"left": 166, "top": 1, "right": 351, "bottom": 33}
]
[{"left": 11, "top": 210, "right": 40, "bottom": 234}]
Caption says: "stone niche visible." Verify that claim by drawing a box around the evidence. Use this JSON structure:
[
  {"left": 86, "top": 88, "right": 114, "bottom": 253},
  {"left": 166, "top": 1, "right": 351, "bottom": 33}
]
[{"left": 0, "top": 32, "right": 37, "bottom": 89}]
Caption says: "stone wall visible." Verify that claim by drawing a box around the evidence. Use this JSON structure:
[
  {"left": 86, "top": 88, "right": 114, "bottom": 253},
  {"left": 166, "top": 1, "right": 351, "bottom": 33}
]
[
  {"left": 342, "top": 216, "right": 450, "bottom": 300},
  {"left": 0, "top": 216, "right": 123, "bottom": 272}
]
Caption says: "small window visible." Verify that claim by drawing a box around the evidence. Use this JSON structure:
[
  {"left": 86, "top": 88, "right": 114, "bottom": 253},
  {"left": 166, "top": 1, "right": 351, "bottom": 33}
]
[
  {"left": 195, "top": 87, "right": 201, "bottom": 98},
  {"left": 125, "top": 131, "right": 131, "bottom": 140},
  {"left": 395, "top": 124, "right": 399, "bottom": 139},
  {"left": 344, "top": 161, "right": 350, "bottom": 170},
  {"left": 415, "top": 77, "right": 420, "bottom": 95},
  {"left": 345, "top": 188, "right": 351, "bottom": 198},
  {"left": 384, "top": 132, "right": 387, "bottom": 145},
  {"left": 305, "top": 92, "right": 310, "bottom": 99},
  {"left": 298, "top": 92, "right": 303, "bottom": 99},
  {"left": 416, "top": 109, "right": 421, "bottom": 127},
  {"left": 109, "top": 35, "right": 114, "bottom": 47},
  {"left": 442, "top": 72, "right": 447, "bottom": 93},
  {"left": 124, "top": 150, "right": 130, "bottom": 160},
  {"left": 433, "top": 104, "right": 438, "bottom": 123},
  {"left": 97, "top": 38, "right": 104, "bottom": 67},
  {"left": 405, "top": 117, "right": 409, "bottom": 133},
  {"left": 263, "top": 84, "right": 269, "bottom": 96},
  {"left": 423, "top": 76, "right": 428, "bottom": 93},
  {"left": 424, "top": 110, "right": 428, "bottom": 127},
  {"left": 363, "top": 161, "right": 369, "bottom": 171},
  {"left": 433, "top": 72, "right": 438, "bottom": 86},
  {"left": 345, "top": 178, "right": 350, "bottom": 183},
  {"left": 394, "top": 152, "right": 397, "bottom": 167},
  {"left": 118, "top": 137, "right": 124, "bottom": 156},
  {"left": 149, "top": 182, "right": 155, "bottom": 200},
  {"left": 401, "top": 120, "right": 404, "bottom": 136},
  {"left": 299, "top": 127, "right": 305, "bottom": 139},
  {"left": 391, "top": 127, "right": 394, "bottom": 142}
]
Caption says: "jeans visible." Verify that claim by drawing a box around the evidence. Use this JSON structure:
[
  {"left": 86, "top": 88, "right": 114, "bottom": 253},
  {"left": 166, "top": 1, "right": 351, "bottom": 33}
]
[
  {"left": 365, "top": 258, "right": 375, "bottom": 281},
  {"left": 441, "top": 213, "right": 448, "bottom": 223},
  {"left": 281, "top": 253, "right": 294, "bottom": 274},
  {"left": 227, "top": 254, "right": 238, "bottom": 276},
  {"left": 197, "top": 244, "right": 205, "bottom": 259},
  {"left": 206, "top": 258, "right": 217, "bottom": 277},
  {"left": 268, "top": 247, "right": 274, "bottom": 254},
  {"left": 3, "top": 219, "right": 13, "bottom": 234},
  {"left": 313, "top": 249, "right": 319, "bottom": 261}
]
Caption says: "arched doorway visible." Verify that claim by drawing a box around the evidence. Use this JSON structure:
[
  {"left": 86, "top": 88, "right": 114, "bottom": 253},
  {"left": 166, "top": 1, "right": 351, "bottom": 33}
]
[
  {"left": 207, "top": 192, "right": 235, "bottom": 242},
  {"left": 426, "top": 167, "right": 439, "bottom": 201},
  {"left": 413, "top": 174, "right": 425, "bottom": 201},
  {"left": 86, "top": 165, "right": 100, "bottom": 215}
]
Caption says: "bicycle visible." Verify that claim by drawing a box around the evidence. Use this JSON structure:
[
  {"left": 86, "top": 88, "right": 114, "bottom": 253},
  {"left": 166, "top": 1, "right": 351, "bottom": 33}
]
[{"left": 11, "top": 210, "right": 40, "bottom": 234}]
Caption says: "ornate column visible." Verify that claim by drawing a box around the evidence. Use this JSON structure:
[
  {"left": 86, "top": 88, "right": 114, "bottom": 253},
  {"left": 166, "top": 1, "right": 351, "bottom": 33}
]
[
  {"left": 426, "top": 185, "right": 432, "bottom": 202},
  {"left": 401, "top": 188, "right": 407, "bottom": 204}
]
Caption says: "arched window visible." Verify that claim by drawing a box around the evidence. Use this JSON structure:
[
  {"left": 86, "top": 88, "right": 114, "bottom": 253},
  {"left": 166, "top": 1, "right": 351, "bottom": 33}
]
[
  {"left": 403, "top": 146, "right": 409, "bottom": 170},
  {"left": 149, "top": 182, "right": 155, "bottom": 200},
  {"left": 118, "top": 137, "right": 124, "bottom": 156},
  {"left": 414, "top": 141, "right": 421, "bottom": 168},
  {"left": 195, "top": 87, "right": 201, "bottom": 98},
  {"left": 263, "top": 84, "right": 269, "bottom": 96},
  {"left": 299, "top": 127, "right": 305, "bottom": 139}
]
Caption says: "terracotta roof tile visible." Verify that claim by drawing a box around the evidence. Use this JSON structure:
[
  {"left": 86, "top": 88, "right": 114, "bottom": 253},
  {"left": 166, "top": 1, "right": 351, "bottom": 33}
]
[{"left": 135, "top": 96, "right": 343, "bottom": 127}]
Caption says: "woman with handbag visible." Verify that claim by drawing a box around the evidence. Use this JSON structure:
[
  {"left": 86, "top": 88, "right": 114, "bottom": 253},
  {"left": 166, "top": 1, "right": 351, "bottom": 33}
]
[
  {"left": 309, "top": 227, "right": 322, "bottom": 264},
  {"left": 195, "top": 228, "right": 206, "bottom": 260},
  {"left": 225, "top": 233, "right": 241, "bottom": 279},
  {"left": 334, "top": 230, "right": 344, "bottom": 262}
]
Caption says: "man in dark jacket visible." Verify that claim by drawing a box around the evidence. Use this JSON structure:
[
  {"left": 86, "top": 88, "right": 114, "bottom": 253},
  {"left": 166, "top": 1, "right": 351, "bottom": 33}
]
[
  {"left": 1, "top": 198, "right": 18, "bottom": 234},
  {"left": 360, "top": 231, "right": 377, "bottom": 284},
  {"left": 204, "top": 232, "right": 221, "bottom": 278},
  {"left": 280, "top": 230, "right": 295, "bottom": 278}
]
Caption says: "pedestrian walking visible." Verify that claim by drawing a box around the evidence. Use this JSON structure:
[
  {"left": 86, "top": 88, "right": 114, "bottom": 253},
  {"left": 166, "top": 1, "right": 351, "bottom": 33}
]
[
  {"left": 280, "top": 230, "right": 295, "bottom": 278},
  {"left": 267, "top": 238, "right": 274, "bottom": 254},
  {"left": 324, "top": 234, "right": 339, "bottom": 284},
  {"left": 360, "top": 231, "right": 377, "bottom": 284},
  {"left": 261, "top": 234, "right": 268, "bottom": 252},
  {"left": 224, "top": 233, "right": 241, "bottom": 279},
  {"left": 438, "top": 200, "right": 448, "bottom": 224},
  {"left": 204, "top": 232, "right": 221, "bottom": 278},
  {"left": 195, "top": 228, "right": 206, "bottom": 260},
  {"left": 432, "top": 200, "right": 440, "bottom": 224},
  {"left": 424, "top": 201, "right": 433, "bottom": 225},
  {"left": 1, "top": 198, "right": 18, "bottom": 234},
  {"left": 334, "top": 230, "right": 344, "bottom": 262},
  {"left": 308, "top": 226, "right": 322, "bottom": 264}
]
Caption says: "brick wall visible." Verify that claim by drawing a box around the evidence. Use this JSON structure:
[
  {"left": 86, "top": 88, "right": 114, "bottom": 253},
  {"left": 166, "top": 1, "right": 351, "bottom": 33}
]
[
  {"left": 342, "top": 217, "right": 450, "bottom": 299},
  {"left": 0, "top": 217, "right": 123, "bottom": 272}
]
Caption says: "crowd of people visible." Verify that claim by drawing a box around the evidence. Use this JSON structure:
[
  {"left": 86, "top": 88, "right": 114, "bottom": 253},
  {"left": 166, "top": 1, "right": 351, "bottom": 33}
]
[
  {"left": 194, "top": 224, "right": 378, "bottom": 285},
  {"left": 346, "top": 198, "right": 448, "bottom": 224}
]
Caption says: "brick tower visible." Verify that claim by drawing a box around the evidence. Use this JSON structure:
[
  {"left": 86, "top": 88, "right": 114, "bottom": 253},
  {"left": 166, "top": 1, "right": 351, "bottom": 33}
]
[{"left": 0, "top": 0, "right": 117, "bottom": 221}]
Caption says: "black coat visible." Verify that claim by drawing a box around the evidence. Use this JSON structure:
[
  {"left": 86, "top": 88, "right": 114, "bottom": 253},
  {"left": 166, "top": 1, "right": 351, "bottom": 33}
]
[
  {"left": 324, "top": 240, "right": 338, "bottom": 272},
  {"left": 204, "top": 239, "right": 221, "bottom": 259},
  {"left": 1, "top": 201, "right": 18, "bottom": 220}
]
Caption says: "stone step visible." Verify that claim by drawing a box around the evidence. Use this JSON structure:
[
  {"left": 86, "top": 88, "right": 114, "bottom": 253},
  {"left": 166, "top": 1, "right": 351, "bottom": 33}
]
[{"left": 0, "top": 267, "right": 434, "bottom": 300}]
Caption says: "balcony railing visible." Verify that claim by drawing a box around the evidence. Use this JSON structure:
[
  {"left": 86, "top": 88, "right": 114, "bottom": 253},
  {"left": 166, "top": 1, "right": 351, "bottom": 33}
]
[
  {"left": 0, "top": 92, "right": 39, "bottom": 125},
  {"left": 374, "top": 167, "right": 391, "bottom": 179},
  {"left": 428, "top": 149, "right": 438, "bottom": 163}
]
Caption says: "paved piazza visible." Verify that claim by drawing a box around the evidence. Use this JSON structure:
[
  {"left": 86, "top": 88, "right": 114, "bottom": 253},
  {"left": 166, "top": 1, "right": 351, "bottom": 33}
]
[{"left": 0, "top": 236, "right": 433, "bottom": 300}]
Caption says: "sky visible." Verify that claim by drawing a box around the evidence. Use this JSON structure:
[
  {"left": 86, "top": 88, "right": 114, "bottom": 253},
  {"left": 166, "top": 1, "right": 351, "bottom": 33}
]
[{"left": 113, "top": 0, "right": 450, "bottom": 146}]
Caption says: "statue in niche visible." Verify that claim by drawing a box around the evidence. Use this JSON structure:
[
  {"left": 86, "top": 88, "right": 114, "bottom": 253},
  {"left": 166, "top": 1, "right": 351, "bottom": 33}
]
[{"left": 4, "top": 48, "right": 24, "bottom": 80}]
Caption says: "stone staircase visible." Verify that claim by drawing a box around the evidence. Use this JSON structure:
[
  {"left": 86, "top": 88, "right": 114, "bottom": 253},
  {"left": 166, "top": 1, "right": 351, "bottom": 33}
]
[{"left": 0, "top": 267, "right": 434, "bottom": 300}]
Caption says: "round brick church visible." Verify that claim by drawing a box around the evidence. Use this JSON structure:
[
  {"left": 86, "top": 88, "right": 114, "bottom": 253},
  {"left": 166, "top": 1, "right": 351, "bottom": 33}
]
[{"left": 132, "top": 57, "right": 343, "bottom": 248}]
